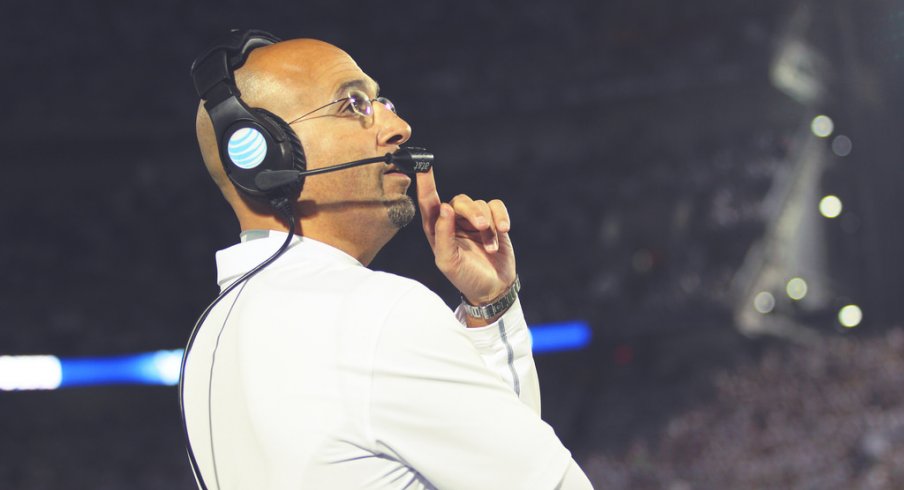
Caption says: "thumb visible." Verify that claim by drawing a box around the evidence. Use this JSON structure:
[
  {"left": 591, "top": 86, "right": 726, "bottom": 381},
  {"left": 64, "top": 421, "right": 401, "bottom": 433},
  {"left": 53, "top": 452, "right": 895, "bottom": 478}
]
[{"left": 433, "top": 203, "right": 458, "bottom": 267}]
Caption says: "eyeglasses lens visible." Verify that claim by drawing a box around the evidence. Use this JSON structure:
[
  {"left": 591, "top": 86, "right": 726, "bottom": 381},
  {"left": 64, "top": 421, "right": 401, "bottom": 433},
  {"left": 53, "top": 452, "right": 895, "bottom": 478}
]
[
  {"left": 345, "top": 90, "right": 397, "bottom": 126},
  {"left": 348, "top": 90, "right": 373, "bottom": 118},
  {"left": 375, "top": 97, "right": 396, "bottom": 114}
]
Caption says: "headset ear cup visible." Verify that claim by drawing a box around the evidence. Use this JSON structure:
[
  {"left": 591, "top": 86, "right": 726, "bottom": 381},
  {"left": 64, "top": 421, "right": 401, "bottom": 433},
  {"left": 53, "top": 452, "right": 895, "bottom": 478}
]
[{"left": 251, "top": 108, "right": 307, "bottom": 172}]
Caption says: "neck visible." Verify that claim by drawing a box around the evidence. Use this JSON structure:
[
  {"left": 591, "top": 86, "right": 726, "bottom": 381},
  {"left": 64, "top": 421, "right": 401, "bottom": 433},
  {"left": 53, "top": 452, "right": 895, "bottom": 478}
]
[
  {"left": 294, "top": 215, "right": 395, "bottom": 266},
  {"left": 236, "top": 206, "right": 396, "bottom": 267}
]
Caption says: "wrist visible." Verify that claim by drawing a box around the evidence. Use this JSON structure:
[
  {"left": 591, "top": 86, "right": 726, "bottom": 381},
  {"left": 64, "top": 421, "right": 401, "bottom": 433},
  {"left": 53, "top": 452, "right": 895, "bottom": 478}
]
[{"left": 461, "top": 275, "right": 520, "bottom": 325}]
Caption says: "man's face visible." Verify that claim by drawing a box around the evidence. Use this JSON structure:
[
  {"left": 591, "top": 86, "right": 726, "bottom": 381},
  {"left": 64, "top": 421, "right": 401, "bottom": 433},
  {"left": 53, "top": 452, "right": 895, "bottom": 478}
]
[{"left": 267, "top": 41, "right": 415, "bottom": 231}]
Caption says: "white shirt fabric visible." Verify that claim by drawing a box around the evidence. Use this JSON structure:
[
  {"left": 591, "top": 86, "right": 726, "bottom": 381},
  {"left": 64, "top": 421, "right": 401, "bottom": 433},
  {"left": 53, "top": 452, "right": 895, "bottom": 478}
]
[{"left": 181, "top": 232, "right": 589, "bottom": 489}]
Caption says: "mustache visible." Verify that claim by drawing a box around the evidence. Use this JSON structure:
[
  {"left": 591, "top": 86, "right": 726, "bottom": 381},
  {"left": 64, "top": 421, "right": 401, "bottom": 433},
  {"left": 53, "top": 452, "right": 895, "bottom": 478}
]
[{"left": 297, "top": 196, "right": 414, "bottom": 216}]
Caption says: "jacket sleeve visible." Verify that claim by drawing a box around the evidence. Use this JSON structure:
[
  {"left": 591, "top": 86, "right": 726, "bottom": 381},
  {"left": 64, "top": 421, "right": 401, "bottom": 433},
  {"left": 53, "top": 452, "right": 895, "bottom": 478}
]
[
  {"left": 454, "top": 298, "right": 542, "bottom": 415},
  {"left": 367, "top": 285, "right": 576, "bottom": 490}
]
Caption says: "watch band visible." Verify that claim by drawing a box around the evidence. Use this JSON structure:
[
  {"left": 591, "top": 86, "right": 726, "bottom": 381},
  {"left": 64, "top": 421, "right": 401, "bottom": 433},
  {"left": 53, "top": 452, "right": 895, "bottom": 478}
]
[{"left": 461, "top": 275, "right": 521, "bottom": 320}]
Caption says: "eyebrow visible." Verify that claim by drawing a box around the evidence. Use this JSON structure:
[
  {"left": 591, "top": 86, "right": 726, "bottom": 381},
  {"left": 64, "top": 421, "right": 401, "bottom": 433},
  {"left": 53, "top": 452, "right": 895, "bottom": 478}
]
[{"left": 333, "top": 78, "right": 380, "bottom": 100}]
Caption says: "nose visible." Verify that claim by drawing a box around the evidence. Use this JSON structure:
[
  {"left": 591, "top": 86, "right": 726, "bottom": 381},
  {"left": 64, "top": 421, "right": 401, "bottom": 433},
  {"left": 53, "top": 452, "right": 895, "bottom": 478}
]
[{"left": 376, "top": 104, "right": 412, "bottom": 147}]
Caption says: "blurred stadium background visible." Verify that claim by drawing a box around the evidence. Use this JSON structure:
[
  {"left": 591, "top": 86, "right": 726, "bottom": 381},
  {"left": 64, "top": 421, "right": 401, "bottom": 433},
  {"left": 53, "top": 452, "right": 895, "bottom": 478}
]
[{"left": 2, "top": 0, "right": 904, "bottom": 488}]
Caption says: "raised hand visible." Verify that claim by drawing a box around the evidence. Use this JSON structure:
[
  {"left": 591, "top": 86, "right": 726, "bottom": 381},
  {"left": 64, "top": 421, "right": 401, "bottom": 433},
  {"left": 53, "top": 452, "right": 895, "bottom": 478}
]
[{"left": 416, "top": 168, "right": 517, "bottom": 309}]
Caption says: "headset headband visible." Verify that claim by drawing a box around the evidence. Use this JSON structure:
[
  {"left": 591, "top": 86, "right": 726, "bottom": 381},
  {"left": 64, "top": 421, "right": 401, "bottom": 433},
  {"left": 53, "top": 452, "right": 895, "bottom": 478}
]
[{"left": 191, "top": 29, "right": 282, "bottom": 107}]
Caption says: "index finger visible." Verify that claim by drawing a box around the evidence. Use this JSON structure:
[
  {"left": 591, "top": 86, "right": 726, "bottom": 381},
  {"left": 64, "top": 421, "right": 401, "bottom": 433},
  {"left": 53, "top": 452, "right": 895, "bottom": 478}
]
[{"left": 416, "top": 167, "right": 441, "bottom": 237}]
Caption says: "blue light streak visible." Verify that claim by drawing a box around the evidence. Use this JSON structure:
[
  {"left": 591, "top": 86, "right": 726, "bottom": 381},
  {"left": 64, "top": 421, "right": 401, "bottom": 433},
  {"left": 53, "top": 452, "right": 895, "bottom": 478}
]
[
  {"left": 2, "top": 322, "right": 591, "bottom": 390},
  {"left": 530, "top": 321, "right": 592, "bottom": 354},
  {"left": 58, "top": 349, "right": 183, "bottom": 388}
]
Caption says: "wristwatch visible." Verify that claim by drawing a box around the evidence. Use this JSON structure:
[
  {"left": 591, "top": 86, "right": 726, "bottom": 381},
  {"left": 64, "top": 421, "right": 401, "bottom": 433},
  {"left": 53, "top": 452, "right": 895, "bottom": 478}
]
[{"left": 461, "top": 276, "right": 521, "bottom": 320}]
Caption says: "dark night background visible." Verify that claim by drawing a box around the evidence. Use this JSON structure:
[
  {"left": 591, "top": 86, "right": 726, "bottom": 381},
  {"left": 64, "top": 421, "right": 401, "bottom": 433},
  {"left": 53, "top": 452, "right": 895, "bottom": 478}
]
[{"left": 3, "top": 0, "right": 904, "bottom": 488}]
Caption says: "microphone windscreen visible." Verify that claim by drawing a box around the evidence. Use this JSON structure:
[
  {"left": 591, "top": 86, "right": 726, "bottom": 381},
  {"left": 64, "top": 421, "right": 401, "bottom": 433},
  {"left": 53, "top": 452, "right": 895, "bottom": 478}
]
[{"left": 391, "top": 147, "right": 434, "bottom": 174}]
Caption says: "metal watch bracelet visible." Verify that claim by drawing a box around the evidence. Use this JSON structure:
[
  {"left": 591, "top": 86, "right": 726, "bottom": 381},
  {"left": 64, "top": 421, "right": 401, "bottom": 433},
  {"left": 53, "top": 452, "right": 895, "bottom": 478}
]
[{"left": 460, "top": 275, "right": 521, "bottom": 320}]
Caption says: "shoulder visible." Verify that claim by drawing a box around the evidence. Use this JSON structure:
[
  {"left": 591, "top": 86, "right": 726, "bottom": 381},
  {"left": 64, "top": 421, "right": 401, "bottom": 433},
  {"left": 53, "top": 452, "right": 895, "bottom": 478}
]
[
  {"left": 366, "top": 271, "right": 445, "bottom": 303},
  {"left": 351, "top": 271, "right": 454, "bottom": 325},
  {"left": 355, "top": 270, "right": 426, "bottom": 296}
]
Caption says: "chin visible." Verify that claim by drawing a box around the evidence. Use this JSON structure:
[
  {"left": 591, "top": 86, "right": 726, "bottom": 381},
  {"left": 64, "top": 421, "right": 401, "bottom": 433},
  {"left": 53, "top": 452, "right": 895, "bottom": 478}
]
[{"left": 385, "top": 195, "right": 416, "bottom": 228}]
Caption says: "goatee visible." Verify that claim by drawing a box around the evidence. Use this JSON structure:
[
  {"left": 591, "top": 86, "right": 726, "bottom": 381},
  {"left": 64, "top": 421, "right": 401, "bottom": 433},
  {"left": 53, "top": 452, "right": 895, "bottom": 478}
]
[{"left": 385, "top": 195, "right": 416, "bottom": 228}]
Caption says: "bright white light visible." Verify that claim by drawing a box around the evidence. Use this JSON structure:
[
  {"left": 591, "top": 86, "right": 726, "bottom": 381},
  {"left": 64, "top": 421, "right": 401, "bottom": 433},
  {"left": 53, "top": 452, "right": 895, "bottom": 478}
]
[
  {"left": 832, "top": 135, "right": 852, "bottom": 157},
  {"left": 786, "top": 277, "right": 808, "bottom": 301},
  {"left": 839, "top": 304, "right": 863, "bottom": 328},
  {"left": 811, "top": 115, "right": 834, "bottom": 138},
  {"left": 152, "top": 350, "right": 184, "bottom": 386},
  {"left": 819, "top": 195, "right": 843, "bottom": 219},
  {"left": 754, "top": 291, "right": 776, "bottom": 314},
  {"left": 0, "top": 355, "right": 62, "bottom": 391}
]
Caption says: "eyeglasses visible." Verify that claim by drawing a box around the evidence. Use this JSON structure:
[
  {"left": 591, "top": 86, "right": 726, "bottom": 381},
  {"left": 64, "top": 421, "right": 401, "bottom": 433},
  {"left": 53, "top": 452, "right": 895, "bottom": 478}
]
[{"left": 287, "top": 88, "right": 396, "bottom": 128}]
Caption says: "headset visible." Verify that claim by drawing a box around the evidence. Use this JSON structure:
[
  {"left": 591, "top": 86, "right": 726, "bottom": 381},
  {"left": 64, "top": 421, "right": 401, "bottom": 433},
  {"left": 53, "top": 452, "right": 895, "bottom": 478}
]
[{"left": 190, "top": 29, "right": 306, "bottom": 210}]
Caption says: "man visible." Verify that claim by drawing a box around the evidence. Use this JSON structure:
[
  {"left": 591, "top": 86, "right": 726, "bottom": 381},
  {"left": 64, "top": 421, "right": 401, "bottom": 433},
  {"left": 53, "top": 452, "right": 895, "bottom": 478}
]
[{"left": 181, "top": 33, "right": 593, "bottom": 489}]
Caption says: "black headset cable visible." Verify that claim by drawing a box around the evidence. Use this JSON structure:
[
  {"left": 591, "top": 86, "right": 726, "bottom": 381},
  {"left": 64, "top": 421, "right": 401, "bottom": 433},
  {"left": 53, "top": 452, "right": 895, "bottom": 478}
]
[{"left": 178, "top": 200, "right": 296, "bottom": 490}]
